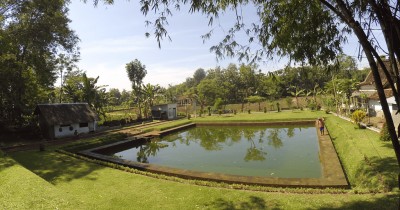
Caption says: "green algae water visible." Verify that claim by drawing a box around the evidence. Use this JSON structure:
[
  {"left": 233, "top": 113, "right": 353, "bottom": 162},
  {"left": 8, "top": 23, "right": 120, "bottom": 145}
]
[{"left": 113, "top": 125, "right": 322, "bottom": 178}]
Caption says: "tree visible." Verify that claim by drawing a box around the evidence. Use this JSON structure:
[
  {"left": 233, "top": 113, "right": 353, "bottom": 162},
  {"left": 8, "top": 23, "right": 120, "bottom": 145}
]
[
  {"left": 245, "top": 95, "right": 265, "bottom": 111},
  {"left": 0, "top": 0, "right": 78, "bottom": 126},
  {"left": 126, "top": 59, "right": 147, "bottom": 119},
  {"left": 196, "top": 78, "right": 224, "bottom": 106},
  {"left": 108, "top": 88, "right": 122, "bottom": 106},
  {"left": 289, "top": 86, "right": 305, "bottom": 109},
  {"left": 142, "top": 83, "right": 161, "bottom": 118},
  {"left": 193, "top": 68, "right": 206, "bottom": 85}
]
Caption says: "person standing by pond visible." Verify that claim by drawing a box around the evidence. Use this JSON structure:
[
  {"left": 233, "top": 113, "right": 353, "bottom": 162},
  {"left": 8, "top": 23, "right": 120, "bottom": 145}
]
[{"left": 317, "top": 118, "right": 325, "bottom": 135}]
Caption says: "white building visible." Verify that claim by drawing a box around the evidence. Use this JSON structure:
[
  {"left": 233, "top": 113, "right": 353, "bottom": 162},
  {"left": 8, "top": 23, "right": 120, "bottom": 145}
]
[
  {"left": 350, "top": 59, "right": 400, "bottom": 129},
  {"left": 151, "top": 104, "right": 177, "bottom": 120},
  {"left": 34, "top": 103, "right": 99, "bottom": 139}
]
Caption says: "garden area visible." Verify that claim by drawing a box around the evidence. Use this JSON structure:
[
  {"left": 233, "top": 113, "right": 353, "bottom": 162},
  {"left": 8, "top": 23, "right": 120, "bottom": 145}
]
[{"left": 1, "top": 110, "right": 399, "bottom": 209}]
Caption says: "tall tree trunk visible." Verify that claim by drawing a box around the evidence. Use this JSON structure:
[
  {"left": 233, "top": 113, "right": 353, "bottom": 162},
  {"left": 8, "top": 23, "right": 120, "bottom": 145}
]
[
  {"left": 321, "top": 0, "right": 400, "bottom": 196},
  {"left": 349, "top": 10, "right": 400, "bottom": 193}
]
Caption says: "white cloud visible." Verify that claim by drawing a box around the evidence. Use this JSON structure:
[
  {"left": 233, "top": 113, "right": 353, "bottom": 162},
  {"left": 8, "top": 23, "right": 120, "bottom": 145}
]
[{"left": 85, "top": 63, "right": 131, "bottom": 91}]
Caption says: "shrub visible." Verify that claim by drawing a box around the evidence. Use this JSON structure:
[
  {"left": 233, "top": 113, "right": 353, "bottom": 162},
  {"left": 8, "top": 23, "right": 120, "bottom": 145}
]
[
  {"left": 380, "top": 122, "right": 391, "bottom": 141},
  {"left": 307, "top": 101, "right": 317, "bottom": 111},
  {"left": 351, "top": 110, "right": 367, "bottom": 128}
]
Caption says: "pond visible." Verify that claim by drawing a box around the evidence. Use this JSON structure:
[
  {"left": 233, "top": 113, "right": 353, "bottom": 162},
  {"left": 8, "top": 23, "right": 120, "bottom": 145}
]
[{"left": 110, "top": 125, "right": 322, "bottom": 178}]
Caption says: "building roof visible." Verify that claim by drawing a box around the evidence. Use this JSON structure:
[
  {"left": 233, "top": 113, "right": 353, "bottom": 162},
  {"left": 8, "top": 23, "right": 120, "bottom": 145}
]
[
  {"left": 351, "top": 90, "right": 376, "bottom": 97},
  {"left": 34, "top": 103, "right": 99, "bottom": 125},
  {"left": 359, "top": 59, "right": 396, "bottom": 88},
  {"left": 368, "top": 89, "right": 393, "bottom": 100}
]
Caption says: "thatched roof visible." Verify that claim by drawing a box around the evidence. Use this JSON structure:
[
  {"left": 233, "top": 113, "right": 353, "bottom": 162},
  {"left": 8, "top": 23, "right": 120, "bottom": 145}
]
[
  {"left": 359, "top": 59, "right": 397, "bottom": 88},
  {"left": 34, "top": 103, "right": 99, "bottom": 125}
]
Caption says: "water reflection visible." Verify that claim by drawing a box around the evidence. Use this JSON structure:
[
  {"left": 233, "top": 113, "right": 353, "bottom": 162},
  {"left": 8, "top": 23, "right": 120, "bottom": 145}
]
[
  {"left": 113, "top": 125, "right": 321, "bottom": 178},
  {"left": 136, "top": 141, "right": 168, "bottom": 163},
  {"left": 132, "top": 126, "right": 303, "bottom": 163},
  {"left": 267, "top": 128, "right": 283, "bottom": 149}
]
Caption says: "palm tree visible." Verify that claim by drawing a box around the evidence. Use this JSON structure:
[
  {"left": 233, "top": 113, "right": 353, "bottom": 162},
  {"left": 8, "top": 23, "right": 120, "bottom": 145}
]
[
  {"left": 81, "top": 73, "right": 108, "bottom": 116},
  {"left": 289, "top": 86, "right": 305, "bottom": 109},
  {"left": 142, "top": 83, "right": 161, "bottom": 118}
]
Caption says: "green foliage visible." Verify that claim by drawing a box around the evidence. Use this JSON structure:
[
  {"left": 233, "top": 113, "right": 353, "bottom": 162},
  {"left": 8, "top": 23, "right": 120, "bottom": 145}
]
[
  {"left": 351, "top": 110, "right": 367, "bottom": 128},
  {"left": 245, "top": 95, "right": 265, "bottom": 104},
  {"left": 380, "top": 122, "right": 391, "bottom": 142},
  {"left": 0, "top": 0, "right": 78, "bottom": 126},
  {"left": 213, "top": 98, "right": 223, "bottom": 110},
  {"left": 307, "top": 100, "right": 317, "bottom": 111},
  {"left": 126, "top": 59, "right": 147, "bottom": 118}
]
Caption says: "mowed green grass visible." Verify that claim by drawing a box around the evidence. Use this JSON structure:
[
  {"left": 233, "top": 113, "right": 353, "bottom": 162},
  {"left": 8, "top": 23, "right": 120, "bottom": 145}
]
[
  {"left": 325, "top": 115, "right": 398, "bottom": 192},
  {"left": 191, "top": 110, "right": 326, "bottom": 122},
  {"left": 1, "top": 111, "right": 399, "bottom": 209}
]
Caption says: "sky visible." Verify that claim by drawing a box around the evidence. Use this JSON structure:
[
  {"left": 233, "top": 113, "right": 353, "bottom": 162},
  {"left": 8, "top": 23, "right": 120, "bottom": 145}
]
[{"left": 67, "top": 1, "right": 372, "bottom": 91}]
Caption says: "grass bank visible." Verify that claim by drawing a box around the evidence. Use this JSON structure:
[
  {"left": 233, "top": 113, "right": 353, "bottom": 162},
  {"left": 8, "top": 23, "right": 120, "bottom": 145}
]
[
  {"left": 325, "top": 115, "right": 398, "bottom": 192},
  {"left": 191, "top": 110, "right": 326, "bottom": 122},
  {"left": 1, "top": 111, "right": 399, "bottom": 209}
]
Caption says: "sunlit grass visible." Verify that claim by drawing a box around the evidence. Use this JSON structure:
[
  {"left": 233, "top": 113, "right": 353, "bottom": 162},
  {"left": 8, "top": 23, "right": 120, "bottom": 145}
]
[
  {"left": 191, "top": 110, "right": 327, "bottom": 122},
  {"left": 1, "top": 111, "right": 399, "bottom": 209},
  {"left": 326, "top": 116, "right": 398, "bottom": 192},
  {"left": 5, "top": 150, "right": 398, "bottom": 209}
]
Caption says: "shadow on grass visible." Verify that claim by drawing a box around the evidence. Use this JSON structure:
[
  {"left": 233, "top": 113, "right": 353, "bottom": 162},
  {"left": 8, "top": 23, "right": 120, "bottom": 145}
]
[
  {"left": 0, "top": 152, "right": 16, "bottom": 171},
  {"left": 319, "top": 193, "right": 399, "bottom": 210},
  {"left": 10, "top": 150, "right": 103, "bottom": 184},
  {"left": 381, "top": 141, "right": 395, "bottom": 150},
  {"left": 205, "top": 194, "right": 398, "bottom": 210},
  {"left": 354, "top": 156, "right": 398, "bottom": 191},
  {"left": 205, "top": 196, "right": 281, "bottom": 210}
]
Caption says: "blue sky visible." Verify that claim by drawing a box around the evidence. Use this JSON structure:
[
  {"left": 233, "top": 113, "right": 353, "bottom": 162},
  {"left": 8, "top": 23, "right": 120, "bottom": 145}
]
[{"left": 68, "top": 1, "right": 372, "bottom": 91}]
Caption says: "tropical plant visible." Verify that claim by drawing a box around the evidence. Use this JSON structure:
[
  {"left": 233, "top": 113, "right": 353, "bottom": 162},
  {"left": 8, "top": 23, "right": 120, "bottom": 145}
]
[
  {"left": 351, "top": 110, "right": 367, "bottom": 128},
  {"left": 380, "top": 122, "right": 391, "bottom": 142},
  {"left": 289, "top": 86, "right": 305, "bottom": 109},
  {"left": 142, "top": 83, "right": 161, "bottom": 118}
]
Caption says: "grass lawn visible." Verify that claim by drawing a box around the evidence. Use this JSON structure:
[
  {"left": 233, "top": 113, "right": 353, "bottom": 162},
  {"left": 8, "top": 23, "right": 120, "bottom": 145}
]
[
  {"left": 1, "top": 110, "right": 399, "bottom": 209},
  {"left": 191, "top": 110, "right": 326, "bottom": 122}
]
